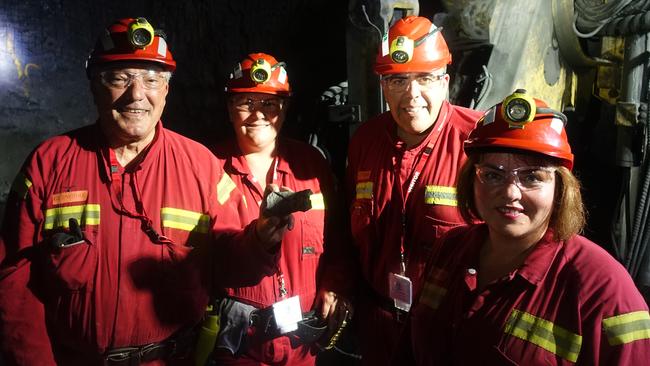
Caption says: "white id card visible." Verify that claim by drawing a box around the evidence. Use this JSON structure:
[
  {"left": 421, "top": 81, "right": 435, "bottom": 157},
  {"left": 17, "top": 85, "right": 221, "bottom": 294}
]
[
  {"left": 388, "top": 272, "right": 412, "bottom": 312},
  {"left": 272, "top": 295, "right": 302, "bottom": 334}
]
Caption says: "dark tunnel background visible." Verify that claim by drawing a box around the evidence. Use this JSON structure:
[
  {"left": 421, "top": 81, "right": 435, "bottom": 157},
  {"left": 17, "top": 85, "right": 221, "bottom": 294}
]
[{"left": 0, "top": 0, "right": 349, "bottom": 223}]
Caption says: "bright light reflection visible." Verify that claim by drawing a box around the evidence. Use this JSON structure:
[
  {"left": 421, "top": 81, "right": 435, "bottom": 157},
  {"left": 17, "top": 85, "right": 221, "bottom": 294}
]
[{"left": 0, "top": 20, "right": 24, "bottom": 83}]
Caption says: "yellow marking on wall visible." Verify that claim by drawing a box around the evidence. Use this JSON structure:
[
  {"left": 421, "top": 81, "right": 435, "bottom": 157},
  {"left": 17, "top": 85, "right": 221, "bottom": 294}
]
[{"left": 6, "top": 31, "right": 40, "bottom": 97}]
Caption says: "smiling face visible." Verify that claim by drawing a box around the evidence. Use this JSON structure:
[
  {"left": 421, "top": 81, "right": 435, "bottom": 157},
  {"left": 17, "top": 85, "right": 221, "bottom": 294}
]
[
  {"left": 227, "top": 92, "right": 287, "bottom": 154},
  {"left": 381, "top": 71, "right": 449, "bottom": 139},
  {"left": 91, "top": 62, "right": 169, "bottom": 147},
  {"left": 473, "top": 152, "right": 557, "bottom": 245}
]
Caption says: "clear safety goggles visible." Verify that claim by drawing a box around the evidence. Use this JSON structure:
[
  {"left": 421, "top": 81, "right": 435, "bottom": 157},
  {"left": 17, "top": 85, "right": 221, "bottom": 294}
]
[
  {"left": 231, "top": 96, "right": 284, "bottom": 114},
  {"left": 99, "top": 70, "right": 171, "bottom": 90},
  {"left": 474, "top": 165, "right": 557, "bottom": 191},
  {"left": 382, "top": 73, "right": 446, "bottom": 93}
]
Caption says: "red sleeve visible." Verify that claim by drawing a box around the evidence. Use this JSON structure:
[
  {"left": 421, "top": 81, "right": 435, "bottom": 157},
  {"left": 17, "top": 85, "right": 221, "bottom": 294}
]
[
  {"left": 574, "top": 240, "right": 650, "bottom": 364},
  {"left": 315, "top": 155, "right": 359, "bottom": 298},
  {"left": 0, "top": 156, "right": 56, "bottom": 365},
  {"left": 210, "top": 171, "right": 280, "bottom": 288}
]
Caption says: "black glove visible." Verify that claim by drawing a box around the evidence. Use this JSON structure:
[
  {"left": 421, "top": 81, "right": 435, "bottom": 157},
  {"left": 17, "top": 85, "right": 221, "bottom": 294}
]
[{"left": 49, "top": 218, "right": 85, "bottom": 249}]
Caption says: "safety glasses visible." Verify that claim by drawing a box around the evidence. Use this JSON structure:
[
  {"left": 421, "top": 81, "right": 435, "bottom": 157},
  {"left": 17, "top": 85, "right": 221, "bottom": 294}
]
[
  {"left": 231, "top": 97, "right": 284, "bottom": 114},
  {"left": 382, "top": 73, "right": 446, "bottom": 93},
  {"left": 474, "top": 165, "right": 557, "bottom": 191},
  {"left": 99, "top": 70, "right": 171, "bottom": 90}
]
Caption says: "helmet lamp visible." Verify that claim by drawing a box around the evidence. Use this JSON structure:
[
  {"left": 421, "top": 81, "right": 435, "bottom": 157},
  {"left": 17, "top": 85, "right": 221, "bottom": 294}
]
[
  {"left": 390, "top": 36, "right": 414, "bottom": 64},
  {"left": 250, "top": 58, "right": 272, "bottom": 83},
  {"left": 128, "top": 17, "right": 155, "bottom": 49}
]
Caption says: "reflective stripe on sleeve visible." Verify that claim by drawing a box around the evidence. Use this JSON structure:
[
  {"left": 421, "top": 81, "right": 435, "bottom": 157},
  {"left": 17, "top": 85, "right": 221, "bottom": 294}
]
[
  {"left": 504, "top": 309, "right": 582, "bottom": 363},
  {"left": 424, "top": 185, "right": 457, "bottom": 206},
  {"left": 356, "top": 182, "right": 373, "bottom": 199},
  {"left": 217, "top": 173, "right": 237, "bottom": 205},
  {"left": 603, "top": 310, "right": 650, "bottom": 346},
  {"left": 309, "top": 193, "right": 325, "bottom": 210},
  {"left": 44, "top": 204, "right": 100, "bottom": 230},
  {"left": 11, "top": 172, "right": 32, "bottom": 200},
  {"left": 161, "top": 207, "right": 210, "bottom": 233}
]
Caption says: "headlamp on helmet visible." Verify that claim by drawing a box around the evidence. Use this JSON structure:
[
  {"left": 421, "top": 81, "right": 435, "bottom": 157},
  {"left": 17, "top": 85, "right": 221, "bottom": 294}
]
[
  {"left": 127, "top": 17, "right": 155, "bottom": 49},
  {"left": 390, "top": 36, "right": 414, "bottom": 64},
  {"left": 389, "top": 26, "right": 442, "bottom": 65},
  {"left": 250, "top": 58, "right": 272, "bottom": 83},
  {"left": 502, "top": 89, "right": 567, "bottom": 129},
  {"left": 249, "top": 58, "right": 287, "bottom": 85}
]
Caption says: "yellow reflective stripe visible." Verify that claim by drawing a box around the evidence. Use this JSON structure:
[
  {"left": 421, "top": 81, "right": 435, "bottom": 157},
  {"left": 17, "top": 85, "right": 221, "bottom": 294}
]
[
  {"left": 504, "top": 309, "right": 582, "bottom": 363},
  {"left": 161, "top": 207, "right": 210, "bottom": 234},
  {"left": 419, "top": 280, "right": 447, "bottom": 311},
  {"left": 356, "top": 182, "right": 373, "bottom": 199},
  {"left": 217, "top": 173, "right": 237, "bottom": 205},
  {"left": 10, "top": 172, "right": 32, "bottom": 199},
  {"left": 44, "top": 204, "right": 100, "bottom": 230},
  {"left": 424, "top": 185, "right": 457, "bottom": 206},
  {"left": 603, "top": 311, "right": 650, "bottom": 346},
  {"left": 309, "top": 193, "right": 325, "bottom": 210}
]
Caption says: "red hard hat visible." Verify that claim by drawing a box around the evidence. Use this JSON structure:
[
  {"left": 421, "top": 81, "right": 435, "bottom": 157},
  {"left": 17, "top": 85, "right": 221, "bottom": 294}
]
[
  {"left": 464, "top": 90, "right": 574, "bottom": 170},
  {"left": 225, "top": 53, "right": 291, "bottom": 97},
  {"left": 86, "top": 17, "right": 176, "bottom": 75},
  {"left": 375, "top": 16, "right": 451, "bottom": 75}
]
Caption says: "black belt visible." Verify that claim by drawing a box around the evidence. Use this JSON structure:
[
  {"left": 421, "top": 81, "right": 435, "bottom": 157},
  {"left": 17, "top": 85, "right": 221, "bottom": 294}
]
[{"left": 104, "top": 328, "right": 194, "bottom": 365}]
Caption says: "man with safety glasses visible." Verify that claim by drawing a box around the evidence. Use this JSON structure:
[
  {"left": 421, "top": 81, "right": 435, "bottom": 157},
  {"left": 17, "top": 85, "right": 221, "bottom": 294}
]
[
  {"left": 346, "top": 16, "right": 483, "bottom": 364},
  {"left": 0, "top": 18, "right": 264, "bottom": 365}
]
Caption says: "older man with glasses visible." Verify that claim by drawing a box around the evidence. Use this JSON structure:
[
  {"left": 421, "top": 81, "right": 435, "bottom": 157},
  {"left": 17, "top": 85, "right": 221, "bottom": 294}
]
[
  {"left": 345, "top": 15, "right": 483, "bottom": 365},
  {"left": 0, "top": 18, "right": 263, "bottom": 365}
]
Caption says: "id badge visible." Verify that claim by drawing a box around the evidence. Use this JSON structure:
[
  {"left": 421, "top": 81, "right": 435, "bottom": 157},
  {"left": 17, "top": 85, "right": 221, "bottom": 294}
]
[
  {"left": 272, "top": 295, "right": 302, "bottom": 334},
  {"left": 388, "top": 272, "right": 412, "bottom": 312}
]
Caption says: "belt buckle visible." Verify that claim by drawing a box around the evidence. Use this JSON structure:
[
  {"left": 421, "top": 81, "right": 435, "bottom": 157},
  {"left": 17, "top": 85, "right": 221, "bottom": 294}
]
[
  {"left": 140, "top": 340, "right": 174, "bottom": 361},
  {"left": 105, "top": 347, "right": 139, "bottom": 364}
]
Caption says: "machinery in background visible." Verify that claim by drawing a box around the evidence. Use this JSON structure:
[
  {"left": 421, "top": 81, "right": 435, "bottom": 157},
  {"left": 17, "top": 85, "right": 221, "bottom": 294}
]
[{"left": 315, "top": 0, "right": 650, "bottom": 301}]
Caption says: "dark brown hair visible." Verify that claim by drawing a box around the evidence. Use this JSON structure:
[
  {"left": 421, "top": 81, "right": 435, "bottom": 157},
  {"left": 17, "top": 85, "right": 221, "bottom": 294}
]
[{"left": 456, "top": 153, "right": 586, "bottom": 241}]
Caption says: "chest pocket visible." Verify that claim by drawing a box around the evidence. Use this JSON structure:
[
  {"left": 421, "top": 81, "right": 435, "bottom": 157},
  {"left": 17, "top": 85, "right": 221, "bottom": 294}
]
[
  {"left": 41, "top": 203, "right": 101, "bottom": 292},
  {"left": 43, "top": 229, "right": 99, "bottom": 292},
  {"left": 160, "top": 207, "right": 211, "bottom": 289},
  {"left": 300, "top": 207, "right": 325, "bottom": 260}
]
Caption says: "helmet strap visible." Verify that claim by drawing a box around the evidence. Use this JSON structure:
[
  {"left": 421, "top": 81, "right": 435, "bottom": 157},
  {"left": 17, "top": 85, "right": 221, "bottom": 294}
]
[
  {"left": 414, "top": 26, "right": 442, "bottom": 47},
  {"left": 536, "top": 107, "right": 567, "bottom": 125}
]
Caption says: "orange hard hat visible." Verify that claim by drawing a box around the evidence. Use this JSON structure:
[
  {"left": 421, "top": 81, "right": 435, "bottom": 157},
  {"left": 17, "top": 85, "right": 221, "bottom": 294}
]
[
  {"left": 375, "top": 16, "right": 451, "bottom": 75},
  {"left": 86, "top": 17, "right": 176, "bottom": 75},
  {"left": 225, "top": 53, "right": 291, "bottom": 97},
  {"left": 464, "top": 90, "right": 574, "bottom": 170}
]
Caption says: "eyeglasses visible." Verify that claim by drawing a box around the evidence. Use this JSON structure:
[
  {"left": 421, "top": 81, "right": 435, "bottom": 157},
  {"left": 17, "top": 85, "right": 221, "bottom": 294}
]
[
  {"left": 99, "top": 70, "right": 171, "bottom": 90},
  {"left": 474, "top": 165, "right": 557, "bottom": 191},
  {"left": 382, "top": 73, "right": 446, "bottom": 92},
  {"left": 232, "top": 97, "right": 284, "bottom": 114}
]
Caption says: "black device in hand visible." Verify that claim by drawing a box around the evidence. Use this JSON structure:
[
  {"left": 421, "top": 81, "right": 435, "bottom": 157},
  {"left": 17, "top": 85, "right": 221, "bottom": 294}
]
[
  {"left": 49, "top": 218, "right": 85, "bottom": 249},
  {"left": 263, "top": 189, "right": 313, "bottom": 217}
]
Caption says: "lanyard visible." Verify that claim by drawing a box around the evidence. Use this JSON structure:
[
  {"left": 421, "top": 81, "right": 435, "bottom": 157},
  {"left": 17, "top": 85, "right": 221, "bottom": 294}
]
[
  {"left": 269, "top": 155, "right": 288, "bottom": 298},
  {"left": 240, "top": 152, "right": 287, "bottom": 298},
  {"left": 394, "top": 107, "right": 449, "bottom": 274},
  {"left": 105, "top": 148, "right": 171, "bottom": 244}
]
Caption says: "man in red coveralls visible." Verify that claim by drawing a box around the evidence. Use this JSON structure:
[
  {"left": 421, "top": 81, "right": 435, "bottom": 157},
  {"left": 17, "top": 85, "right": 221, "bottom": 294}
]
[
  {"left": 346, "top": 16, "right": 482, "bottom": 365},
  {"left": 0, "top": 18, "right": 277, "bottom": 365}
]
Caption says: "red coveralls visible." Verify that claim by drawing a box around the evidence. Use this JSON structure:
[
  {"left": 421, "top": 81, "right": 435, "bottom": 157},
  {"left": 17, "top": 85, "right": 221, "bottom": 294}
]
[
  {"left": 346, "top": 101, "right": 482, "bottom": 365},
  {"left": 0, "top": 122, "right": 270, "bottom": 365},
  {"left": 211, "top": 138, "right": 342, "bottom": 366},
  {"left": 412, "top": 224, "right": 650, "bottom": 365}
]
